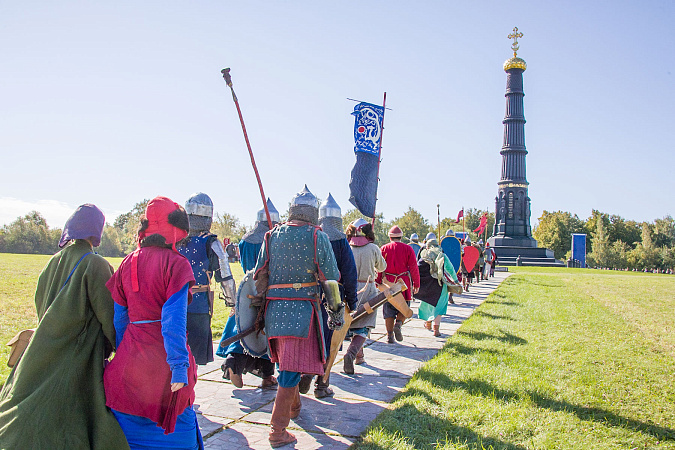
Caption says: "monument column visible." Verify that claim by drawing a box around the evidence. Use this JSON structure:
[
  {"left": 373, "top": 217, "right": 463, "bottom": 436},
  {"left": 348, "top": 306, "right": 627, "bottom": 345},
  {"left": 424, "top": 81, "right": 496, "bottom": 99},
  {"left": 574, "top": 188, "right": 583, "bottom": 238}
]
[{"left": 489, "top": 27, "right": 537, "bottom": 248}]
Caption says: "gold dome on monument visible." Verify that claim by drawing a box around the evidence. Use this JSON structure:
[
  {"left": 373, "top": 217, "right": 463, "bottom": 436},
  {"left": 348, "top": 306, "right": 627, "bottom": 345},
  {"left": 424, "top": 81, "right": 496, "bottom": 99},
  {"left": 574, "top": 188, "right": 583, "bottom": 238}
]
[
  {"left": 504, "top": 27, "right": 526, "bottom": 71},
  {"left": 504, "top": 56, "right": 527, "bottom": 71}
]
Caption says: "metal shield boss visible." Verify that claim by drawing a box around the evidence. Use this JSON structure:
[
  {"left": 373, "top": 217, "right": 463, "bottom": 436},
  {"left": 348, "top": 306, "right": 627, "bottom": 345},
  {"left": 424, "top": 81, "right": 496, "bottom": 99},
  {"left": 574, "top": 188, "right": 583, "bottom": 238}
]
[{"left": 235, "top": 270, "right": 268, "bottom": 357}]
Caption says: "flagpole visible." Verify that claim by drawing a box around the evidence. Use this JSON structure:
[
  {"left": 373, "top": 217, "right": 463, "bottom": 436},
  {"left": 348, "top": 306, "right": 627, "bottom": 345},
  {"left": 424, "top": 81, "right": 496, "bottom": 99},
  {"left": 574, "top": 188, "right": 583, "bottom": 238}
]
[
  {"left": 371, "top": 92, "right": 387, "bottom": 228},
  {"left": 221, "top": 68, "right": 273, "bottom": 229},
  {"left": 437, "top": 204, "right": 440, "bottom": 239}
]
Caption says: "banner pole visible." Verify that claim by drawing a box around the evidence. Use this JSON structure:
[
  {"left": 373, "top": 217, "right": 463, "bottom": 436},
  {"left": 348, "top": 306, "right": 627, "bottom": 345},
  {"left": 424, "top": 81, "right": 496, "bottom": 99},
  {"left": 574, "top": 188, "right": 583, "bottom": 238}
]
[
  {"left": 221, "top": 68, "right": 273, "bottom": 229},
  {"left": 371, "top": 92, "right": 387, "bottom": 228}
]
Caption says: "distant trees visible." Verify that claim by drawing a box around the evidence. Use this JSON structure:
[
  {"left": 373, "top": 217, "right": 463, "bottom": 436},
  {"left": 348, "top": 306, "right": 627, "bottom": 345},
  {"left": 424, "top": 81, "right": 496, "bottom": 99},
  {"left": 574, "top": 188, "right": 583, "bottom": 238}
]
[
  {"left": 2, "top": 202, "right": 674, "bottom": 271},
  {"left": 533, "top": 211, "right": 584, "bottom": 260},
  {"left": 0, "top": 211, "right": 60, "bottom": 254}
]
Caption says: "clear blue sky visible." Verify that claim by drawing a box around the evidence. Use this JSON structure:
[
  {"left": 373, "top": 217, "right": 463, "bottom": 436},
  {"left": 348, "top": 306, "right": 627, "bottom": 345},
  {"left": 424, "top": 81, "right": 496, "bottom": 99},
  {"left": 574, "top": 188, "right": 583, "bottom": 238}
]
[{"left": 1, "top": 1, "right": 673, "bottom": 230}]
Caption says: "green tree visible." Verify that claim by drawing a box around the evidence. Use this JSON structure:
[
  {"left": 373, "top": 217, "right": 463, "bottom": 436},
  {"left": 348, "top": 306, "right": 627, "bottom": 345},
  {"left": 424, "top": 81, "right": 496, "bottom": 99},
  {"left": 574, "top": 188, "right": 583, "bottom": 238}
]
[
  {"left": 113, "top": 199, "right": 149, "bottom": 254},
  {"left": 211, "top": 212, "right": 248, "bottom": 243},
  {"left": 587, "top": 217, "right": 611, "bottom": 268},
  {"left": 342, "top": 209, "right": 390, "bottom": 246},
  {"left": 97, "top": 225, "right": 125, "bottom": 257},
  {"left": 533, "top": 210, "right": 585, "bottom": 260},
  {"left": 391, "top": 207, "right": 431, "bottom": 241},
  {"left": 0, "top": 211, "right": 61, "bottom": 254},
  {"left": 652, "top": 216, "right": 675, "bottom": 249}
]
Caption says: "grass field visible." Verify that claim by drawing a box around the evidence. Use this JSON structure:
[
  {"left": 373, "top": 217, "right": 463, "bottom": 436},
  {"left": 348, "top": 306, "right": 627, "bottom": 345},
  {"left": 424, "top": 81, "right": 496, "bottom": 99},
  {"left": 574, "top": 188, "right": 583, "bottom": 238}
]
[
  {"left": 0, "top": 253, "right": 244, "bottom": 386},
  {"left": 356, "top": 267, "right": 675, "bottom": 449}
]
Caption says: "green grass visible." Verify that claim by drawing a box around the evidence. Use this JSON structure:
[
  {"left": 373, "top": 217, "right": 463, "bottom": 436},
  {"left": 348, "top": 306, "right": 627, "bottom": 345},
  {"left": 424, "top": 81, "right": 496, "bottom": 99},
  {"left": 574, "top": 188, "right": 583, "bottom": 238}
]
[
  {"left": 356, "top": 267, "right": 675, "bottom": 449},
  {"left": 0, "top": 253, "right": 244, "bottom": 386}
]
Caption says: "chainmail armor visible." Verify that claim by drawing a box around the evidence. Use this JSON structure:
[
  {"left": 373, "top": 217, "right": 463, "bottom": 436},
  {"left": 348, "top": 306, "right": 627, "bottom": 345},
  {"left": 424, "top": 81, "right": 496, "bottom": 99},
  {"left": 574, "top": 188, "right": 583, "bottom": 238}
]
[
  {"left": 188, "top": 215, "right": 212, "bottom": 236},
  {"left": 319, "top": 216, "right": 346, "bottom": 241},
  {"left": 241, "top": 221, "right": 271, "bottom": 245},
  {"left": 288, "top": 204, "right": 318, "bottom": 225}
]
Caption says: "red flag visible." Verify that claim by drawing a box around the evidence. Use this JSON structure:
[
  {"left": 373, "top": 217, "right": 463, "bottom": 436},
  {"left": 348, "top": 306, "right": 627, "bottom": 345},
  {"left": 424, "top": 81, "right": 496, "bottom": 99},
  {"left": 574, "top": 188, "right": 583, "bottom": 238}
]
[
  {"left": 455, "top": 209, "right": 464, "bottom": 223},
  {"left": 473, "top": 213, "right": 488, "bottom": 234}
]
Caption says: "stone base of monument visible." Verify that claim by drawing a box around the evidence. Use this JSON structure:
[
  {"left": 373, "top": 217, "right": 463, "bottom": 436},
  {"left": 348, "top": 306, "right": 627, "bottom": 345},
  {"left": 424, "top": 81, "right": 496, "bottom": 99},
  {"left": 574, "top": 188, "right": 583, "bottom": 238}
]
[{"left": 491, "top": 245, "right": 564, "bottom": 267}]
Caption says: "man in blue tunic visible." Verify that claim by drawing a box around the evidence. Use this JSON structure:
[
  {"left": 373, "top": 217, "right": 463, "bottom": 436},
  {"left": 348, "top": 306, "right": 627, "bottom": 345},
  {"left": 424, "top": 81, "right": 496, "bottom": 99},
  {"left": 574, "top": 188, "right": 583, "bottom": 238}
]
[
  {"left": 217, "top": 198, "right": 280, "bottom": 389},
  {"left": 178, "top": 192, "right": 236, "bottom": 365},
  {"left": 254, "top": 186, "right": 341, "bottom": 448},
  {"left": 298, "top": 193, "right": 358, "bottom": 398}
]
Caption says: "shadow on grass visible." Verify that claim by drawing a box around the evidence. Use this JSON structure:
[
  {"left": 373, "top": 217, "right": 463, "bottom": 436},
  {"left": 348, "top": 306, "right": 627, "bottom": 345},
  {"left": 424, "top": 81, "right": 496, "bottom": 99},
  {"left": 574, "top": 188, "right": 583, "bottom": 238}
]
[
  {"left": 361, "top": 403, "right": 527, "bottom": 450},
  {"left": 413, "top": 370, "right": 675, "bottom": 442},
  {"left": 456, "top": 330, "right": 527, "bottom": 345},
  {"left": 473, "top": 310, "right": 515, "bottom": 321}
]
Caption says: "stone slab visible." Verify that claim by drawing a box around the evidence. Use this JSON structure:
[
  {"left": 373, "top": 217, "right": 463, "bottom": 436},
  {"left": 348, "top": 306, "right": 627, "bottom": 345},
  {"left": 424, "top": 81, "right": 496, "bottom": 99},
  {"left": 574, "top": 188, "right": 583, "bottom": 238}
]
[{"left": 204, "top": 421, "right": 354, "bottom": 450}]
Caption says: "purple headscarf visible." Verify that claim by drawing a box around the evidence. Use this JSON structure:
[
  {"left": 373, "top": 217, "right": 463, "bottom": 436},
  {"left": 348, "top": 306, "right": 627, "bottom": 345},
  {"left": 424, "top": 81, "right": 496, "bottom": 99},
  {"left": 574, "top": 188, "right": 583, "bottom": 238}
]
[{"left": 59, "top": 204, "right": 106, "bottom": 248}]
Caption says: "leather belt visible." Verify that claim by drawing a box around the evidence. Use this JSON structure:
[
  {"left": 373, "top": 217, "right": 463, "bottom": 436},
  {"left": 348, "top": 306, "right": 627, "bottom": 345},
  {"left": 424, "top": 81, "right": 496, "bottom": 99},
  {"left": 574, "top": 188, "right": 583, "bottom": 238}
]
[
  {"left": 191, "top": 284, "right": 210, "bottom": 293},
  {"left": 267, "top": 282, "right": 316, "bottom": 291}
]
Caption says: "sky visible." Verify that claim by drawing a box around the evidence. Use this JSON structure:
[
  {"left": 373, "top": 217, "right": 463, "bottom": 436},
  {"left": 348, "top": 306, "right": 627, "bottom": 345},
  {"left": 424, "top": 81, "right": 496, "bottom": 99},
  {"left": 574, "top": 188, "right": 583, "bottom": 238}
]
[{"left": 1, "top": 1, "right": 674, "bottom": 231}]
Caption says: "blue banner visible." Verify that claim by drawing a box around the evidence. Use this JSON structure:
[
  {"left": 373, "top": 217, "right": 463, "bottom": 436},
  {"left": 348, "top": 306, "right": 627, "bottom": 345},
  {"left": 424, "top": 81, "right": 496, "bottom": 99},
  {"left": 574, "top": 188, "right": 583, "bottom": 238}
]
[{"left": 352, "top": 102, "right": 384, "bottom": 155}]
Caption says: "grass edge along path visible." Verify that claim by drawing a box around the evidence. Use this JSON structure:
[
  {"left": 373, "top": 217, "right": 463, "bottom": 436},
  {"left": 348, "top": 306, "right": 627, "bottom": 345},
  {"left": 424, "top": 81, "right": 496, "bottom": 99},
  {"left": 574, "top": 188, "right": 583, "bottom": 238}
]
[{"left": 354, "top": 269, "right": 675, "bottom": 450}]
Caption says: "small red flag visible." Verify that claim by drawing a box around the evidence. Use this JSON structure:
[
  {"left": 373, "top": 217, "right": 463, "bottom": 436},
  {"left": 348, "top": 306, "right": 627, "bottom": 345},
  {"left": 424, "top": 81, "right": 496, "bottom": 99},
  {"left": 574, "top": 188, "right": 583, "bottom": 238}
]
[{"left": 455, "top": 209, "right": 464, "bottom": 223}]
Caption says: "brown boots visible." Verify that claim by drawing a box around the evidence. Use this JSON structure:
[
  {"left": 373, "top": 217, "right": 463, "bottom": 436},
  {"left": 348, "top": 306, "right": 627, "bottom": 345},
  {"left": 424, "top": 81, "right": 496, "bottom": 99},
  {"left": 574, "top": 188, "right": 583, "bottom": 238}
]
[
  {"left": 269, "top": 385, "right": 299, "bottom": 448},
  {"left": 433, "top": 324, "right": 441, "bottom": 337}
]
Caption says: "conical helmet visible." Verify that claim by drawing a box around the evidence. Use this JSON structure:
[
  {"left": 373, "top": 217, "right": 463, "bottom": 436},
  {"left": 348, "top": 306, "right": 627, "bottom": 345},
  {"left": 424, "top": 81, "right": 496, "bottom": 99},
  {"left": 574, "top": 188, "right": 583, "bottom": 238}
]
[
  {"left": 289, "top": 185, "right": 319, "bottom": 224},
  {"left": 256, "top": 198, "right": 280, "bottom": 224},
  {"left": 319, "top": 193, "right": 341, "bottom": 219},
  {"left": 319, "top": 193, "right": 345, "bottom": 241},
  {"left": 410, "top": 233, "right": 419, "bottom": 242}
]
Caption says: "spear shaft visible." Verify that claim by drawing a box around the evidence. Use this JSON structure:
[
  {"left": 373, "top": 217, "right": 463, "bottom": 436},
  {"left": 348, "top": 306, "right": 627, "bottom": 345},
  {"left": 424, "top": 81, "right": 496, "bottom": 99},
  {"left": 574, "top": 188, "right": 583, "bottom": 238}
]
[{"left": 221, "top": 68, "right": 273, "bottom": 229}]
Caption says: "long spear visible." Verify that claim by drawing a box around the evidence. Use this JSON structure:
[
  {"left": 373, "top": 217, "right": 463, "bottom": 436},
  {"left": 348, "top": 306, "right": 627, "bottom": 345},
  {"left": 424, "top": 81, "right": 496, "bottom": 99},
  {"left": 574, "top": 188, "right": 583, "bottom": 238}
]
[
  {"left": 371, "top": 92, "right": 387, "bottom": 227},
  {"left": 221, "top": 68, "right": 273, "bottom": 229}
]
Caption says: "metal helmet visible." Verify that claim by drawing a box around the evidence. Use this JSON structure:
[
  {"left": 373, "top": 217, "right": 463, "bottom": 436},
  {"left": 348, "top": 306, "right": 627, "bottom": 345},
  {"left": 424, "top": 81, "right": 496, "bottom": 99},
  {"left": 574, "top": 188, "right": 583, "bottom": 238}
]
[
  {"left": 445, "top": 229, "right": 455, "bottom": 236},
  {"left": 289, "top": 185, "right": 319, "bottom": 224},
  {"left": 319, "top": 193, "right": 341, "bottom": 219},
  {"left": 319, "top": 193, "right": 345, "bottom": 241},
  {"left": 185, "top": 192, "right": 213, "bottom": 234},
  {"left": 425, "top": 232, "right": 437, "bottom": 241},
  {"left": 465, "top": 236, "right": 472, "bottom": 244},
  {"left": 256, "top": 198, "right": 280, "bottom": 224},
  {"left": 410, "top": 233, "right": 419, "bottom": 242}
]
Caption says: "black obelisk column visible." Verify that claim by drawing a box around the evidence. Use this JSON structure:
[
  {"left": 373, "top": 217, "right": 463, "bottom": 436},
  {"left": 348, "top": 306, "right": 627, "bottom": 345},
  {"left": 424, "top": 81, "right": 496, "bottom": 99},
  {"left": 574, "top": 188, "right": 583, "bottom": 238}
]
[{"left": 489, "top": 27, "right": 537, "bottom": 248}]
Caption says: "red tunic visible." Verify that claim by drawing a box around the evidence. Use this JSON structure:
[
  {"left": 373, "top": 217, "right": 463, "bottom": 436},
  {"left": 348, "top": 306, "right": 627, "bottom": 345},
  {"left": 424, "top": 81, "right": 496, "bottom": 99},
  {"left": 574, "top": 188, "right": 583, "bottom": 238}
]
[
  {"left": 104, "top": 247, "right": 196, "bottom": 434},
  {"left": 376, "top": 241, "right": 420, "bottom": 301}
]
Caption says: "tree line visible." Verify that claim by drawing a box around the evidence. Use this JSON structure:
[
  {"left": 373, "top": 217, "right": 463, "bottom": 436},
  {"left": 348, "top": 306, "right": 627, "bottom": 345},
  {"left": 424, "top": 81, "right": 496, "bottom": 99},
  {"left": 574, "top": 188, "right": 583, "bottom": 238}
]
[
  {"left": 1, "top": 202, "right": 673, "bottom": 271},
  {"left": 533, "top": 210, "right": 675, "bottom": 270}
]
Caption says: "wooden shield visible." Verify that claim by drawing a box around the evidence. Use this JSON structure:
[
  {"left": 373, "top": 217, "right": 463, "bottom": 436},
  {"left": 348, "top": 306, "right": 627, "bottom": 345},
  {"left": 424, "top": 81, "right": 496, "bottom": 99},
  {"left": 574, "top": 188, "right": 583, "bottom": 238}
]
[
  {"left": 440, "top": 236, "right": 461, "bottom": 272},
  {"left": 462, "top": 245, "right": 480, "bottom": 272}
]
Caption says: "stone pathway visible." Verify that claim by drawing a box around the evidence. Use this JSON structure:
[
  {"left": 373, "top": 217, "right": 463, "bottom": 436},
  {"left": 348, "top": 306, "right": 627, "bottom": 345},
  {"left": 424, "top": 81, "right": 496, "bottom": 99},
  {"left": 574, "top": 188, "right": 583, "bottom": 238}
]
[{"left": 195, "top": 271, "right": 511, "bottom": 449}]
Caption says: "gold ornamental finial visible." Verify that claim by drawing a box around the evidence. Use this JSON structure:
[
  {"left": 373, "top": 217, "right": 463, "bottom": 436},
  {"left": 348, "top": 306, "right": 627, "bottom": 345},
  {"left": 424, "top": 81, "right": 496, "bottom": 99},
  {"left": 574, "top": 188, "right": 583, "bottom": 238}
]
[{"left": 508, "top": 27, "right": 524, "bottom": 57}]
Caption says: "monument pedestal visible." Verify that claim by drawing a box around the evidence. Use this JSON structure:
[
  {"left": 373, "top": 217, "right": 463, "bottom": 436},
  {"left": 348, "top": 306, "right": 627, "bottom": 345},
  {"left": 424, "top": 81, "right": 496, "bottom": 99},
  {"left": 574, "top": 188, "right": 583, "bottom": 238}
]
[{"left": 487, "top": 241, "right": 563, "bottom": 267}]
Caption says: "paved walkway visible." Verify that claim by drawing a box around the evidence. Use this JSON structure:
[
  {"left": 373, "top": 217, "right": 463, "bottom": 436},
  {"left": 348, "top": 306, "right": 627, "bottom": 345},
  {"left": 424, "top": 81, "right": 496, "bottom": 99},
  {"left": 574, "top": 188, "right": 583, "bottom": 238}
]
[{"left": 195, "top": 271, "right": 511, "bottom": 449}]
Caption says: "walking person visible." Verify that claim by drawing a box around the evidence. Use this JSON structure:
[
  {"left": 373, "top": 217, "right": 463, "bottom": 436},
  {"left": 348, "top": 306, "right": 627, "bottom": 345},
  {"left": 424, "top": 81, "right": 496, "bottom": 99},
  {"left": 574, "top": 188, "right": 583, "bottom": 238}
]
[
  {"left": 377, "top": 225, "right": 420, "bottom": 344},
  {"left": 103, "top": 196, "right": 203, "bottom": 449},
  {"left": 253, "top": 186, "right": 341, "bottom": 448},
  {"left": 343, "top": 218, "right": 387, "bottom": 374},
  {"left": 416, "top": 233, "right": 460, "bottom": 337},
  {"left": 299, "top": 193, "right": 358, "bottom": 398},
  {"left": 0, "top": 204, "right": 129, "bottom": 450},
  {"left": 217, "top": 199, "right": 280, "bottom": 390},
  {"left": 178, "top": 192, "right": 237, "bottom": 366}
]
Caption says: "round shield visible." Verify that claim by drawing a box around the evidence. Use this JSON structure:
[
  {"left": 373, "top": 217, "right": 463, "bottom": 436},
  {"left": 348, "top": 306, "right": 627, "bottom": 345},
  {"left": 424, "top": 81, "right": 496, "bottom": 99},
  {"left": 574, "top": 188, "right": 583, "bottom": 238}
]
[
  {"left": 235, "top": 270, "right": 268, "bottom": 357},
  {"left": 410, "top": 242, "right": 422, "bottom": 258},
  {"left": 440, "top": 236, "right": 461, "bottom": 272}
]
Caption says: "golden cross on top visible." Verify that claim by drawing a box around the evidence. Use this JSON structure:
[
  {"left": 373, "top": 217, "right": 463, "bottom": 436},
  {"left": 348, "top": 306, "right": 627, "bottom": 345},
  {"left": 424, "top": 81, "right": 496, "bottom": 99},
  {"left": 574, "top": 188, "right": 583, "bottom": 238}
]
[{"left": 508, "top": 27, "right": 524, "bottom": 57}]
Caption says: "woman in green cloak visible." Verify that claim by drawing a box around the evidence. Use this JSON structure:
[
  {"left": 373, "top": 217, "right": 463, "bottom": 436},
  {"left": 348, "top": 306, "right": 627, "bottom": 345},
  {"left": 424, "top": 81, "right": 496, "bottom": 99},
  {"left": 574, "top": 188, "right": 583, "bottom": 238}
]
[{"left": 0, "top": 204, "right": 129, "bottom": 449}]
